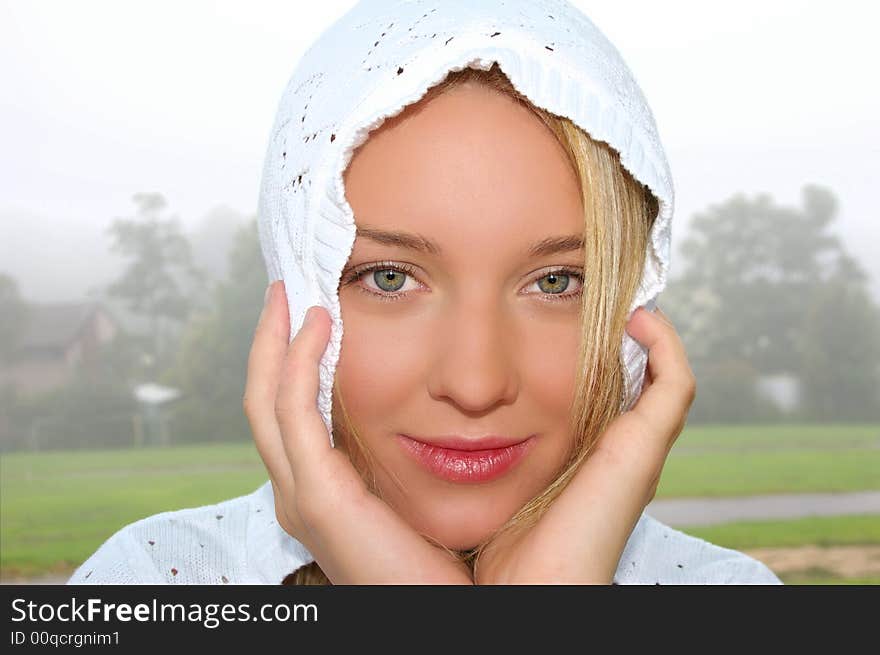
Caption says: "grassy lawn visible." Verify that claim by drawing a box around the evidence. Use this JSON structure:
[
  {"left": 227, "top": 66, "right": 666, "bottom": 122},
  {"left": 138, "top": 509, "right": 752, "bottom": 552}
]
[
  {"left": 685, "top": 514, "right": 880, "bottom": 550},
  {"left": 1, "top": 423, "right": 878, "bottom": 580},
  {"left": 657, "top": 423, "right": 880, "bottom": 497},
  {"left": 0, "top": 444, "right": 267, "bottom": 578},
  {"left": 657, "top": 449, "right": 880, "bottom": 497},
  {"left": 665, "top": 423, "right": 880, "bottom": 452}
]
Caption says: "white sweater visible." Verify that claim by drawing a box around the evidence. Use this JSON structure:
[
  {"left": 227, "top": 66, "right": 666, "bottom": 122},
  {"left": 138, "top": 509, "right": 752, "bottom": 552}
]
[{"left": 66, "top": 480, "right": 782, "bottom": 585}]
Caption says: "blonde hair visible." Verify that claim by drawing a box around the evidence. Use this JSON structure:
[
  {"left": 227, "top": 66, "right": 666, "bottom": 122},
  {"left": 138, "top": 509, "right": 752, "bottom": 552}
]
[{"left": 282, "top": 63, "right": 658, "bottom": 585}]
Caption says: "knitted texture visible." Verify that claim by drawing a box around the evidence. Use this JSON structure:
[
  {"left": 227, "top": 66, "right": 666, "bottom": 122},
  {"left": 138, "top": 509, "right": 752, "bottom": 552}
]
[
  {"left": 257, "top": 0, "right": 675, "bottom": 445},
  {"left": 67, "top": 481, "right": 782, "bottom": 584}
]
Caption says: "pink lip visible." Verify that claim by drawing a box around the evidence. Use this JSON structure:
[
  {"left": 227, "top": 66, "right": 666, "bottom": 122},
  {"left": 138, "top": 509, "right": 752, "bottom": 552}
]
[{"left": 397, "top": 434, "right": 535, "bottom": 484}]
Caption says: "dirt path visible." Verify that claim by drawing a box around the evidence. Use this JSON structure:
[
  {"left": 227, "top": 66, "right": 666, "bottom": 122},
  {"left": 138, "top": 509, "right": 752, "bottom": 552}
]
[
  {"left": 0, "top": 573, "right": 71, "bottom": 585},
  {"left": 646, "top": 491, "right": 880, "bottom": 527},
  {"left": 744, "top": 545, "right": 880, "bottom": 581}
]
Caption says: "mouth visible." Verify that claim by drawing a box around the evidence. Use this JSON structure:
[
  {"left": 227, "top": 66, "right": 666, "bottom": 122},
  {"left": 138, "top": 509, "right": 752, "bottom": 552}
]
[{"left": 396, "top": 433, "right": 535, "bottom": 484}]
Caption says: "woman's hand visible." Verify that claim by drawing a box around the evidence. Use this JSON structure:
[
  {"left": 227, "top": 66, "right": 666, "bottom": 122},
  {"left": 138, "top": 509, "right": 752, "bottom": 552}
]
[
  {"left": 474, "top": 306, "right": 696, "bottom": 584},
  {"left": 243, "top": 280, "right": 473, "bottom": 584}
]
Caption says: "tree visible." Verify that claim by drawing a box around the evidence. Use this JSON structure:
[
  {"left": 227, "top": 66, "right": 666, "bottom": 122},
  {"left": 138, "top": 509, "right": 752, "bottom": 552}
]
[
  {"left": 797, "top": 252, "right": 880, "bottom": 421},
  {"left": 668, "top": 185, "right": 844, "bottom": 375},
  {"left": 0, "top": 273, "right": 28, "bottom": 365},
  {"left": 106, "top": 193, "right": 205, "bottom": 371},
  {"left": 165, "top": 218, "right": 267, "bottom": 442},
  {"left": 663, "top": 185, "right": 879, "bottom": 422},
  {"left": 0, "top": 273, "right": 27, "bottom": 449},
  {"left": 190, "top": 206, "right": 248, "bottom": 283},
  {"left": 684, "top": 357, "right": 783, "bottom": 424}
]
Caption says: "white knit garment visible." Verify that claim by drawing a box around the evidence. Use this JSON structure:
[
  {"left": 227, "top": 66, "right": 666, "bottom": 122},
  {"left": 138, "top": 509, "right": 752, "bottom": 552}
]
[
  {"left": 67, "top": 481, "right": 782, "bottom": 584},
  {"left": 257, "top": 0, "right": 674, "bottom": 445}
]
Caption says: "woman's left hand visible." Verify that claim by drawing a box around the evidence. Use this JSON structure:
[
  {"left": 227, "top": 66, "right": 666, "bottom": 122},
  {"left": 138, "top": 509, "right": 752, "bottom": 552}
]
[{"left": 474, "top": 306, "right": 696, "bottom": 584}]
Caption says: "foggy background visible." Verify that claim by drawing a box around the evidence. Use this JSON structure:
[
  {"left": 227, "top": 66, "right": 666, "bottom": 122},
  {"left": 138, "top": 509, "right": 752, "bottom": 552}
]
[
  {"left": 1, "top": 0, "right": 878, "bottom": 446},
  {"left": 2, "top": 0, "right": 878, "bottom": 303},
  {"left": 1, "top": 0, "right": 879, "bottom": 586}
]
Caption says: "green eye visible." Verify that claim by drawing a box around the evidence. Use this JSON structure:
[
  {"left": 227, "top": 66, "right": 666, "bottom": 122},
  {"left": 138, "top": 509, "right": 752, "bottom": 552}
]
[
  {"left": 373, "top": 269, "right": 407, "bottom": 292},
  {"left": 344, "top": 262, "right": 583, "bottom": 304},
  {"left": 537, "top": 272, "right": 571, "bottom": 294}
]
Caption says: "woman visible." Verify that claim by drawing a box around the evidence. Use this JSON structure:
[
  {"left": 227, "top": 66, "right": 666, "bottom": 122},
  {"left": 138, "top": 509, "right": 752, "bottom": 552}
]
[{"left": 68, "top": 0, "right": 781, "bottom": 584}]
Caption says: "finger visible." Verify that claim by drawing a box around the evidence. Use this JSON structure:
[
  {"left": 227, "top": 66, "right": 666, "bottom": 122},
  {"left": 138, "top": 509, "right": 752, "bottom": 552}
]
[
  {"left": 654, "top": 307, "right": 675, "bottom": 330},
  {"left": 624, "top": 307, "right": 695, "bottom": 434},
  {"left": 275, "top": 303, "right": 335, "bottom": 486},
  {"left": 243, "top": 281, "right": 297, "bottom": 494},
  {"left": 653, "top": 305, "right": 674, "bottom": 329},
  {"left": 642, "top": 357, "right": 654, "bottom": 388}
]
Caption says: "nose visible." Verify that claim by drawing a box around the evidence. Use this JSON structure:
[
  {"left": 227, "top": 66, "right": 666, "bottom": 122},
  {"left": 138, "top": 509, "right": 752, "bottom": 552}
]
[{"left": 426, "top": 302, "right": 519, "bottom": 414}]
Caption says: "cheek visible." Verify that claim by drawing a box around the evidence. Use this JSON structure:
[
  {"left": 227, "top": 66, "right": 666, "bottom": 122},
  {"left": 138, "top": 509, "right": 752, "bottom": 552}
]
[
  {"left": 334, "top": 311, "right": 426, "bottom": 425},
  {"left": 518, "top": 315, "right": 580, "bottom": 414}
]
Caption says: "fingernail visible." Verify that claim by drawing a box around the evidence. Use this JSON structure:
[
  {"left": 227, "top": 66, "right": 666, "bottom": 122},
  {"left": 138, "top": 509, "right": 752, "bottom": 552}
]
[
  {"left": 304, "top": 305, "right": 317, "bottom": 325},
  {"left": 264, "top": 282, "right": 274, "bottom": 307}
]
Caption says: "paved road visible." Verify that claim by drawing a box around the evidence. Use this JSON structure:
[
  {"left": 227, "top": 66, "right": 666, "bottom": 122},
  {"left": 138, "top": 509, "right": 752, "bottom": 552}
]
[{"left": 646, "top": 491, "right": 880, "bottom": 527}]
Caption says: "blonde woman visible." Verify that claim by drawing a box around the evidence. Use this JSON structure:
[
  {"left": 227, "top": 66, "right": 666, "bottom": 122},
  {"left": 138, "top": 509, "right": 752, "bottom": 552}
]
[{"left": 68, "top": 0, "right": 780, "bottom": 585}]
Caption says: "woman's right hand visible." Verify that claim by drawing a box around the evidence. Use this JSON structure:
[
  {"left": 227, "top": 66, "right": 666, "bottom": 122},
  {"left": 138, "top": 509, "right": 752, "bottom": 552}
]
[{"left": 243, "top": 280, "right": 473, "bottom": 584}]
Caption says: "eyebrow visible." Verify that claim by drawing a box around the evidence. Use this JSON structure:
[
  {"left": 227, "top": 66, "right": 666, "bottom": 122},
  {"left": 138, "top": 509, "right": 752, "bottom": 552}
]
[{"left": 355, "top": 226, "right": 585, "bottom": 257}]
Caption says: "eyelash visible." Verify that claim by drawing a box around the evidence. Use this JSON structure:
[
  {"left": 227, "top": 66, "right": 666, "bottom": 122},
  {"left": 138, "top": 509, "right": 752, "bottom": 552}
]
[{"left": 341, "top": 261, "right": 585, "bottom": 304}]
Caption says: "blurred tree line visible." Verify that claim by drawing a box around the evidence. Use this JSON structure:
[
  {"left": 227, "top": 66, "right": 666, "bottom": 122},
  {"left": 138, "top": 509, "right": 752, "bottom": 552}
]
[
  {"left": 661, "top": 185, "right": 880, "bottom": 423},
  {"left": 1, "top": 183, "right": 878, "bottom": 451},
  {"left": 110, "top": 193, "right": 267, "bottom": 444},
  {"left": 0, "top": 193, "right": 264, "bottom": 450}
]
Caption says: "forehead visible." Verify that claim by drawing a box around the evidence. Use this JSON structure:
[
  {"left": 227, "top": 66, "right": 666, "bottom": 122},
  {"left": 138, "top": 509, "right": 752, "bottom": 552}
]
[{"left": 342, "top": 83, "right": 584, "bottom": 253}]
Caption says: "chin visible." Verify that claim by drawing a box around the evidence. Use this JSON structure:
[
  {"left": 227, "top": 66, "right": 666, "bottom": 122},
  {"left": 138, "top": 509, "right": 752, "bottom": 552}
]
[{"left": 388, "top": 488, "right": 522, "bottom": 552}]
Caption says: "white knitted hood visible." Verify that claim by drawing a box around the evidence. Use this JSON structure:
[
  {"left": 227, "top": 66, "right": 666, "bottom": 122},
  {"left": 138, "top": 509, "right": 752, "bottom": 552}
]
[{"left": 257, "top": 0, "right": 674, "bottom": 445}]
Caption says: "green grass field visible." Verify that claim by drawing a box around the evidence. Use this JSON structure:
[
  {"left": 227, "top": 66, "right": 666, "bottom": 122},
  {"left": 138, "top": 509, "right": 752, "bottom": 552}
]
[
  {"left": 685, "top": 514, "right": 880, "bottom": 550},
  {"left": 657, "top": 423, "right": 880, "bottom": 497},
  {"left": 1, "top": 423, "right": 878, "bottom": 581}
]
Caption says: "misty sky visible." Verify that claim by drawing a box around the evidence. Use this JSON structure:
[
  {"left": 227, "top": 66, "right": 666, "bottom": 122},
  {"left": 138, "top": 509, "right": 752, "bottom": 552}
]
[{"left": 1, "top": 0, "right": 878, "bottom": 302}]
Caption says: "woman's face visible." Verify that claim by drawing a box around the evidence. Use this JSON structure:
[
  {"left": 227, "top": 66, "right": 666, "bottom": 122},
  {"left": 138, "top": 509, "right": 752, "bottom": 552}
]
[{"left": 335, "top": 81, "right": 585, "bottom": 550}]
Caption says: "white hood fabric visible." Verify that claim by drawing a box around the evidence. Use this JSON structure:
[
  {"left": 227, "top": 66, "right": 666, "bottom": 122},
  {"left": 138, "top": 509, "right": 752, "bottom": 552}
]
[{"left": 257, "top": 0, "right": 674, "bottom": 445}]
